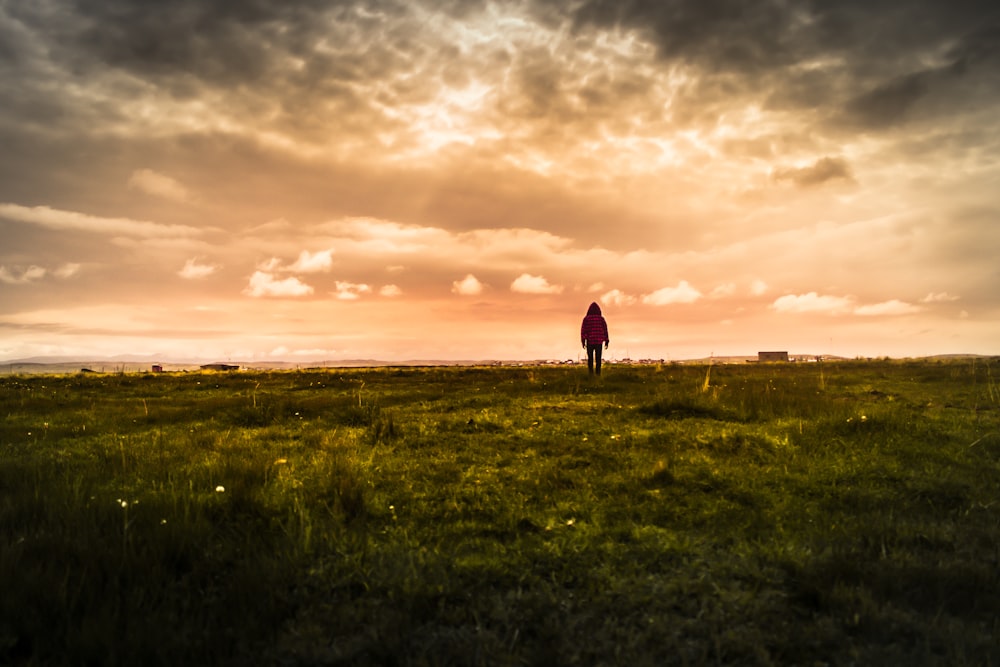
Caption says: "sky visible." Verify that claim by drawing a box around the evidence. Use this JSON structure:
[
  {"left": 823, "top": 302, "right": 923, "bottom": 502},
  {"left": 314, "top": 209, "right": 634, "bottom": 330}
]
[{"left": 1, "top": 0, "right": 998, "bottom": 363}]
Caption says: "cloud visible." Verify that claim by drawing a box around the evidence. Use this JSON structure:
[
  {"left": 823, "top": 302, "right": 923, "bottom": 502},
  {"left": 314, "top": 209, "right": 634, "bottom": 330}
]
[
  {"left": 54, "top": 263, "right": 81, "bottom": 279},
  {"left": 333, "top": 281, "right": 372, "bottom": 300},
  {"left": 845, "top": 71, "right": 931, "bottom": 128},
  {"left": 921, "top": 291, "right": 960, "bottom": 303},
  {"left": 0, "top": 265, "right": 46, "bottom": 285},
  {"left": 178, "top": 258, "right": 217, "bottom": 280},
  {"left": 452, "top": 274, "right": 484, "bottom": 296},
  {"left": 750, "top": 280, "right": 768, "bottom": 296},
  {"left": 773, "top": 157, "right": 854, "bottom": 187},
  {"left": 511, "top": 273, "right": 563, "bottom": 295},
  {"left": 127, "top": 169, "right": 192, "bottom": 202},
  {"left": 601, "top": 289, "right": 635, "bottom": 307},
  {"left": 709, "top": 283, "right": 736, "bottom": 298},
  {"left": 854, "top": 300, "right": 922, "bottom": 316},
  {"left": 243, "top": 271, "right": 313, "bottom": 298},
  {"left": 0, "top": 263, "right": 80, "bottom": 284},
  {"left": 255, "top": 250, "right": 334, "bottom": 275},
  {"left": 257, "top": 257, "right": 283, "bottom": 272},
  {"left": 0, "top": 204, "right": 202, "bottom": 238},
  {"left": 771, "top": 292, "right": 854, "bottom": 314},
  {"left": 379, "top": 284, "right": 402, "bottom": 297},
  {"left": 288, "top": 249, "right": 334, "bottom": 273},
  {"left": 641, "top": 281, "right": 702, "bottom": 305}
]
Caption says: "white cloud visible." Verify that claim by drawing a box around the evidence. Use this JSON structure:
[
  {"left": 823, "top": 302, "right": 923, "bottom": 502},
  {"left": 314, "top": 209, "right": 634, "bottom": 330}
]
[
  {"left": 854, "top": 300, "right": 921, "bottom": 316},
  {"left": 322, "top": 217, "right": 448, "bottom": 253},
  {"left": 641, "top": 281, "right": 702, "bottom": 305},
  {"left": 288, "top": 249, "right": 335, "bottom": 273},
  {"left": 127, "top": 169, "right": 192, "bottom": 202},
  {"left": 243, "top": 271, "right": 314, "bottom": 298},
  {"left": 54, "top": 263, "right": 81, "bottom": 279},
  {"left": 750, "top": 280, "right": 768, "bottom": 296},
  {"left": 921, "top": 292, "right": 960, "bottom": 303},
  {"left": 511, "top": 273, "right": 563, "bottom": 294},
  {"left": 601, "top": 289, "right": 635, "bottom": 306},
  {"left": 452, "top": 274, "right": 485, "bottom": 296},
  {"left": 25, "top": 266, "right": 48, "bottom": 281},
  {"left": 257, "top": 250, "right": 334, "bottom": 274},
  {"left": 379, "top": 284, "right": 403, "bottom": 297},
  {"left": 333, "top": 281, "right": 372, "bottom": 300},
  {"left": 178, "top": 258, "right": 217, "bottom": 279},
  {"left": 0, "top": 265, "right": 46, "bottom": 284},
  {"left": 710, "top": 282, "right": 736, "bottom": 298},
  {"left": 771, "top": 292, "right": 854, "bottom": 314},
  {"left": 258, "top": 257, "right": 283, "bottom": 272},
  {"left": 0, "top": 203, "right": 202, "bottom": 238}
]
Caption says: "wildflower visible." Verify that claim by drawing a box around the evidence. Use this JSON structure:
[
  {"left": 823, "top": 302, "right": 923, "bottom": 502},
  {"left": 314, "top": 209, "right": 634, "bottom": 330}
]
[
  {"left": 160, "top": 519, "right": 167, "bottom": 525},
  {"left": 274, "top": 458, "right": 288, "bottom": 465},
  {"left": 215, "top": 485, "right": 225, "bottom": 493},
  {"left": 566, "top": 518, "right": 576, "bottom": 526}
]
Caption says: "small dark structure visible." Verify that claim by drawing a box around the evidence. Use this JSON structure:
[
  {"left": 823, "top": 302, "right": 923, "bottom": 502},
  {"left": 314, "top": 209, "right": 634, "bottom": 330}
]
[
  {"left": 200, "top": 363, "right": 240, "bottom": 371},
  {"left": 151, "top": 364, "right": 164, "bottom": 373},
  {"left": 758, "top": 351, "right": 789, "bottom": 363}
]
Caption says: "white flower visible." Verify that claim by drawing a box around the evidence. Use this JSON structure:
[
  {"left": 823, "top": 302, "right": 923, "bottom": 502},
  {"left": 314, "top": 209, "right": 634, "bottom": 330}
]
[{"left": 215, "top": 485, "right": 225, "bottom": 493}]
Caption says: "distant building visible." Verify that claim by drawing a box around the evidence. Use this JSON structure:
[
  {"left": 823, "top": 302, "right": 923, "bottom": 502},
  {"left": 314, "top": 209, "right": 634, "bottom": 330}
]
[
  {"left": 758, "top": 351, "right": 789, "bottom": 363},
  {"left": 151, "top": 364, "right": 164, "bottom": 373},
  {"left": 200, "top": 363, "right": 240, "bottom": 371}
]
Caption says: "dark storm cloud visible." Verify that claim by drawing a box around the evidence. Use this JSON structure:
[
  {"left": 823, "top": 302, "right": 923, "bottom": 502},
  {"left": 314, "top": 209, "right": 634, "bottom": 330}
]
[
  {"left": 2, "top": 0, "right": 436, "bottom": 141},
  {"left": 845, "top": 71, "right": 932, "bottom": 128},
  {"left": 553, "top": 0, "right": 1000, "bottom": 127},
  {"left": 11, "top": 0, "right": 392, "bottom": 83},
  {"left": 567, "top": 0, "right": 799, "bottom": 73}
]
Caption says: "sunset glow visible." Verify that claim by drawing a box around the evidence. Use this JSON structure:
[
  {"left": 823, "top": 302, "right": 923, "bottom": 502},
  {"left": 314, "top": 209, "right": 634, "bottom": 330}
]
[{"left": 2, "top": 1, "right": 998, "bottom": 362}]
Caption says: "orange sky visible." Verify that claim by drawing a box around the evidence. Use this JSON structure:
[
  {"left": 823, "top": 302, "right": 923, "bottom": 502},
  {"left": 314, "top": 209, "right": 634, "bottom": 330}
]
[{"left": 1, "top": 0, "right": 998, "bottom": 362}]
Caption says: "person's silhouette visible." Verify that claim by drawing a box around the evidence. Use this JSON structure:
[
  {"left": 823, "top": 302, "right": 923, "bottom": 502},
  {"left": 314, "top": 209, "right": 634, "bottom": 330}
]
[{"left": 580, "top": 302, "right": 610, "bottom": 375}]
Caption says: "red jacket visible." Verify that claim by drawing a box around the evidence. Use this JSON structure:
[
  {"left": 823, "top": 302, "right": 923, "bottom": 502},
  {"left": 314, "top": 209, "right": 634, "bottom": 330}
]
[{"left": 581, "top": 302, "right": 609, "bottom": 345}]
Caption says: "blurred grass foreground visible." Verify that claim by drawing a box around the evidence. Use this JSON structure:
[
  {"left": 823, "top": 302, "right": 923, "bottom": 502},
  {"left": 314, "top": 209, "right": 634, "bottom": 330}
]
[{"left": 1, "top": 360, "right": 999, "bottom": 665}]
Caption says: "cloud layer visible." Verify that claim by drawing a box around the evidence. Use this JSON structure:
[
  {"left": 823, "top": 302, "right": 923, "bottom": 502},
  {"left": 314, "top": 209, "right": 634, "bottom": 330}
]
[{"left": 1, "top": 0, "right": 998, "bottom": 360}]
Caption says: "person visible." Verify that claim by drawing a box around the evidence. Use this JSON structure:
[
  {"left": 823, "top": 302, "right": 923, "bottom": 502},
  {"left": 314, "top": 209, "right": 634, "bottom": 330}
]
[{"left": 580, "top": 301, "right": 610, "bottom": 375}]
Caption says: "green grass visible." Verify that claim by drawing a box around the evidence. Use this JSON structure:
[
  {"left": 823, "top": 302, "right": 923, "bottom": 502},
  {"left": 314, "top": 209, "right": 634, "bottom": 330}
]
[{"left": 1, "top": 360, "right": 999, "bottom": 665}]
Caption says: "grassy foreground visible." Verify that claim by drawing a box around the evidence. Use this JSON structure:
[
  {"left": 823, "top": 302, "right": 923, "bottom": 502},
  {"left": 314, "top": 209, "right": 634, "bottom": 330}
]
[{"left": 1, "top": 360, "right": 999, "bottom": 666}]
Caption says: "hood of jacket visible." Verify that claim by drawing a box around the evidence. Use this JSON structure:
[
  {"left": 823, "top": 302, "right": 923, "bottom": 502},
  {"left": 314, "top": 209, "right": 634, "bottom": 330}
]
[{"left": 587, "top": 302, "right": 602, "bottom": 316}]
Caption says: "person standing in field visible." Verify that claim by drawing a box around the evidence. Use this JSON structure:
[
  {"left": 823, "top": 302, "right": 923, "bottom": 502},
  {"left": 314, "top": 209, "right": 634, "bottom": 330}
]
[{"left": 580, "top": 302, "right": 610, "bottom": 376}]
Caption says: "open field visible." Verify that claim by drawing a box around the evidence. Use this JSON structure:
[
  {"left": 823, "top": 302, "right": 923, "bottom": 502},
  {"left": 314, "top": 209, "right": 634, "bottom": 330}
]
[{"left": 2, "top": 360, "right": 999, "bottom": 666}]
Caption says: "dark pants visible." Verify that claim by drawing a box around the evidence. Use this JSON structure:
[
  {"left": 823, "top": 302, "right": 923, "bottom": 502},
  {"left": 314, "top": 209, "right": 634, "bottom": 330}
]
[{"left": 586, "top": 344, "right": 603, "bottom": 375}]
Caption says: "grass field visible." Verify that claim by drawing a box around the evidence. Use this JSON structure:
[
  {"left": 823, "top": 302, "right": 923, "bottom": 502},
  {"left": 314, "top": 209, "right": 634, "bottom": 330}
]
[{"left": 1, "top": 360, "right": 999, "bottom": 666}]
